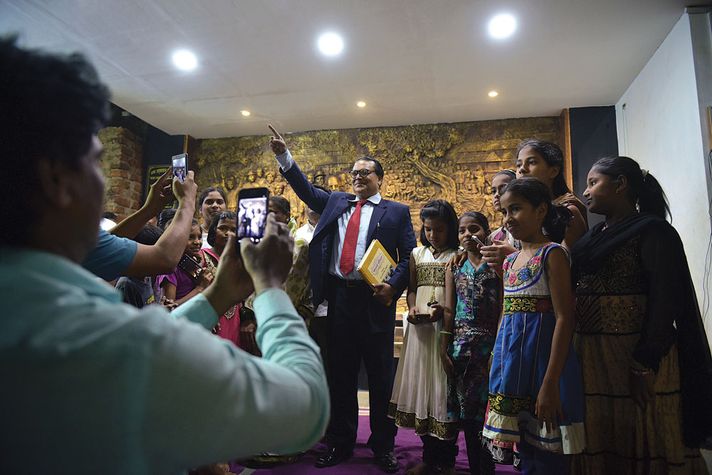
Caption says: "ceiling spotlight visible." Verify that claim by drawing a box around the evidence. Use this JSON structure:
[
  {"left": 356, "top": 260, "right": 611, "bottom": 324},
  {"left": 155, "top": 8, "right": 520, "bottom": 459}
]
[
  {"left": 172, "top": 49, "right": 198, "bottom": 71},
  {"left": 241, "top": 110, "right": 251, "bottom": 117},
  {"left": 488, "top": 90, "right": 499, "bottom": 98},
  {"left": 488, "top": 13, "right": 517, "bottom": 39},
  {"left": 356, "top": 101, "right": 366, "bottom": 108},
  {"left": 317, "top": 32, "right": 344, "bottom": 57}
]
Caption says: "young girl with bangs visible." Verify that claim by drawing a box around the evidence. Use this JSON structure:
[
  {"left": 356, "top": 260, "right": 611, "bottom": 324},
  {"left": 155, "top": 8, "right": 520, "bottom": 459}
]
[{"left": 514, "top": 139, "right": 587, "bottom": 251}]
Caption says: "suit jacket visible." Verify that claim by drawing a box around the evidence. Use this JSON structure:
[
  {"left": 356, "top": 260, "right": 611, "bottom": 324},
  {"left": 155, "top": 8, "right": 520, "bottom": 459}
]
[{"left": 282, "top": 162, "right": 416, "bottom": 332}]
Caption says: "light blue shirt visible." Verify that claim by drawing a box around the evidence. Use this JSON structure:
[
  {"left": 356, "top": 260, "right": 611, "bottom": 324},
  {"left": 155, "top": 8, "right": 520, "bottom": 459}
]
[
  {"left": 0, "top": 247, "right": 329, "bottom": 474},
  {"left": 276, "top": 150, "right": 382, "bottom": 280}
]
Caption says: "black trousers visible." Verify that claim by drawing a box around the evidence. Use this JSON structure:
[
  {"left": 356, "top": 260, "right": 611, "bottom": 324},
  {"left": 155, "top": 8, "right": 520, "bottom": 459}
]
[
  {"left": 308, "top": 316, "right": 329, "bottom": 375},
  {"left": 421, "top": 435, "right": 458, "bottom": 468},
  {"left": 324, "top": 278, "right": 397, "bottom": 454},
  {"left": 461, "top": 420, "right": 495, "bottom": 475}
]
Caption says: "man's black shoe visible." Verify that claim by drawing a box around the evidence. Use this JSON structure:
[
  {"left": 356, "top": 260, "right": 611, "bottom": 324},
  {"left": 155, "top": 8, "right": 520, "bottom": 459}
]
[
  {"left": 314, "top": 447, "right": 353, "bottom": 468},
  {"left": 374, "top": 451, "right": 399, "bottom": 473}
]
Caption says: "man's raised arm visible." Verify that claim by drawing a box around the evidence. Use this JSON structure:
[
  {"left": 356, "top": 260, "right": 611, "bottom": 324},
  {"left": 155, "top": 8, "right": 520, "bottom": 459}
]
[{"left": 269, "top": 124, "right": 330, "bottom": 214}]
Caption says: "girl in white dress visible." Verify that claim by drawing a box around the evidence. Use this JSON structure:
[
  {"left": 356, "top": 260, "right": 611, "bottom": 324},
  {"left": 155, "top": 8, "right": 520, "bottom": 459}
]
[{"left": 388, "top": 199, "right": 460, "bottom": 475}]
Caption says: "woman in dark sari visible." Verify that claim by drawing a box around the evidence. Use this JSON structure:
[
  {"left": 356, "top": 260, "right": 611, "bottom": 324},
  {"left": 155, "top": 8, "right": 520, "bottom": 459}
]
[{"left": 570, "top": 156, "right": 712, "bottom": 474}]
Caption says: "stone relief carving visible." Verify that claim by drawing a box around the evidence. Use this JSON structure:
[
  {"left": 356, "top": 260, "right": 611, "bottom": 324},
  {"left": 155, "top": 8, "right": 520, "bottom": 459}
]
[{"left": 193, "top": 117, "right": 560, "bottom": 234}]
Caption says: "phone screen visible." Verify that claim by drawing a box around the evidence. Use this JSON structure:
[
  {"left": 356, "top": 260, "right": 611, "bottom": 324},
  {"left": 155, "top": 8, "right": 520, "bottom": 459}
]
[
  {"left": 471, "top": 235, "right": 485, "bottom": 247},
  {"left": 237, "top": 195, "right": 268, "bottom": 242},
  {"left": 172, "top": 153, "right": 187, "bottom": 182}
]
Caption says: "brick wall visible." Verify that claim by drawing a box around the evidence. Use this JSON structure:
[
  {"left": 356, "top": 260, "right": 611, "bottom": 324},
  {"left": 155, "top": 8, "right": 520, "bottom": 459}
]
[{"left": 98, "top": 127, "right": 143, "bottom": 220}]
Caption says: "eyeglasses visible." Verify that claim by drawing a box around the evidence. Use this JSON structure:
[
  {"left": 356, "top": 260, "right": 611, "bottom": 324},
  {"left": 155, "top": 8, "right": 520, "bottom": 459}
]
[{"left": 350, "top": 169, "right": 375, "bottom": 178}]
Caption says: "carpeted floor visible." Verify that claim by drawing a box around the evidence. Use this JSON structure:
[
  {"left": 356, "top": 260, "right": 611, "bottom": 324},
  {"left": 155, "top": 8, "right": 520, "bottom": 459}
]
[{"left": 231, "top": 414, "right": 518, "bottom": 474}]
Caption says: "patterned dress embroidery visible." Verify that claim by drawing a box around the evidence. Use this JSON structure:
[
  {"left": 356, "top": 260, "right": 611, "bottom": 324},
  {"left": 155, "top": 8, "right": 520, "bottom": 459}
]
[{"left": 448, "top": 259, "right": 501, "bottom": 423}]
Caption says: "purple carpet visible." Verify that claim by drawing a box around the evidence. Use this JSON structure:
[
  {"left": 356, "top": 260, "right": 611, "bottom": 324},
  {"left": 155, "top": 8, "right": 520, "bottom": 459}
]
[{"left": 231, "top": 415, "right": 518, "bottom": 474}]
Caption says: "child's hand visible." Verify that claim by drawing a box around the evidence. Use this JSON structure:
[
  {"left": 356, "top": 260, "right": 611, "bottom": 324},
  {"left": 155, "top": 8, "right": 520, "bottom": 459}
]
[
  {"left": 160, "top": 297, "right": 178, "bottom": 312},
  {"left": 440, "top": 352, "right": 454, "bottom": 379},
  {"left": 428, "top": 303, "right": 445, "bottom": 322},
  {"left": 535, "top": 380, "right": 563, "bottom": 433},
  {"left": 480, "top": 240, "right": 517, "bottom": 270},
  {"left": 447, "top": 251, "right": 467, "bottom": 269},
  {"left": 406, "top": 307, "right": 421, "bottom": 325},
  {"left": 240, "top": 319, "right": 261, "bottom": 357},
  {"left": 197, "top": 268, "right": 214, "bottom": 290}
]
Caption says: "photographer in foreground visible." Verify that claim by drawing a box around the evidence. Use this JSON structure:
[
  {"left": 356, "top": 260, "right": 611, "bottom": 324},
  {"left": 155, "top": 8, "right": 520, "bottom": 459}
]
[{"left": 0, "top": 36, "right": 328, "bottom": 475}]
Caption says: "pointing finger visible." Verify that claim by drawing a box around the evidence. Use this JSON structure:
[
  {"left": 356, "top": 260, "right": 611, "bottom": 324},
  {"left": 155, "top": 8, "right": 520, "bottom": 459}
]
[{"left": 267, "top": 124, "right": 283, "bottom": 140}]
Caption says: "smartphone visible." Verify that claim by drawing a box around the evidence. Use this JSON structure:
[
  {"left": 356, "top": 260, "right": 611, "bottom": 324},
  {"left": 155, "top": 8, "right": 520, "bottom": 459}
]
[
  {"left": 471, "top": 235, "right": 485, "bottom": 247},
  {"left": 237, "top": 187, "right": 270, "bottom": 244},
  {"left": 171, "top": 153, "right": 188, "bottom": 182}
]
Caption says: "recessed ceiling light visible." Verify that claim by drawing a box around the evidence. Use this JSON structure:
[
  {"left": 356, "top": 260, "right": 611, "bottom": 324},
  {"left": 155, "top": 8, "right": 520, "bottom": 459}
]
[
  {"left": 172, "top": 49, "right": 198, "bottom": 71},
  {"left": 356, "top": 101, "right": 366, "bottom": 108},
  {"left": 488, "top": 13, "right": 517, "bottom": 39},
  {"left": 488, "top": 90, "right": 499, "bottom": 98},
  {"left": 241, "top": 110, "right": 251, "bottom": 117},
  {"left": 317, "top": 32, "right": 344, "bottom": 57}
]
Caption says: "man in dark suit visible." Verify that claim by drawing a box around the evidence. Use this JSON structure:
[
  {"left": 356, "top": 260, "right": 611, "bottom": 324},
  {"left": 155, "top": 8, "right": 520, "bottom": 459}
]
[{"left": 269, "top": 125, "right": 416, "bottom": 473}]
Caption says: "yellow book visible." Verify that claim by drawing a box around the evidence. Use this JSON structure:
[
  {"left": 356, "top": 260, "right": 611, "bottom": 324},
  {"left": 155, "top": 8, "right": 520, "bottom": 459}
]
[{"left": 357, "top": 239, "right": 397, "bottom": 287}]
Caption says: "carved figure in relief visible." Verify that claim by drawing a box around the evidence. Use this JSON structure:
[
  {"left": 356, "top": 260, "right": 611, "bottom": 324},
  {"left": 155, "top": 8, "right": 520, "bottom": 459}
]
[
  {"left": 474, "top": 167, "right": 486, "bottom": 194},
  {"left": 327, "top": 175, "right": 340, "bottom": 191}
]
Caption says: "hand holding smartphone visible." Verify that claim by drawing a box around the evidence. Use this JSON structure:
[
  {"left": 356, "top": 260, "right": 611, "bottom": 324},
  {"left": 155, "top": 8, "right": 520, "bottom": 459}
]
[
  {"left": 172, "top": 153, "right": 188, "bottom": 182},
  {"left": 237, "top": 187, "right": 270, "bottom": 245}
]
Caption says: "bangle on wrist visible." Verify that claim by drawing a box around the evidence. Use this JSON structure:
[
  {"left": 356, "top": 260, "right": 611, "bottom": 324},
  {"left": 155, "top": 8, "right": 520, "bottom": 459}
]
[{"left": 439, "top": 330, "right": 453, "bottom": 336}]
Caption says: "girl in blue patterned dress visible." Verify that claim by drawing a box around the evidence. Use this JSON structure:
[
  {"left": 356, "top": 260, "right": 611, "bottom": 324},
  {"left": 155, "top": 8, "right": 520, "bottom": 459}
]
[
  {"left": 441, "top": 211, "right": 501, "bottom": 475},
  {"left": 483, "top": 177, "right": 585, "bottom": 474}
]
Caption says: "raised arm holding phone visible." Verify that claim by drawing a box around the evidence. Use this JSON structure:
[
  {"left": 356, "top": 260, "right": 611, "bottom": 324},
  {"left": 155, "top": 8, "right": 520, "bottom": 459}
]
[{"left": 82, "top": 167, "right": 199, "bottom": 280}]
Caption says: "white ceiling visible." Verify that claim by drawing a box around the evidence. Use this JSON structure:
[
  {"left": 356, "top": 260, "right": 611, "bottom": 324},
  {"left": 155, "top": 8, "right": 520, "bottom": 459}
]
[{"left": 0, "top": 0, "right": 690, "bottom": 139}]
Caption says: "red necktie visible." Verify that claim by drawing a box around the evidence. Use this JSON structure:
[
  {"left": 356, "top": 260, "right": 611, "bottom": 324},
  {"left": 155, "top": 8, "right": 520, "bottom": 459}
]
[{"left": 339, "top": 199, "right": 367, "bottom": 276}]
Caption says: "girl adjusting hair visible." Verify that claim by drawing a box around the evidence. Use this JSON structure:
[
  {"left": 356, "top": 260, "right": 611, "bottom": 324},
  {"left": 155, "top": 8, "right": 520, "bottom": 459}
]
[
  {"left": 483, "top": 177, "right": 585, "bottom": 473},
  {"left": 515, "top": 139, "right": 588, "bottom": 250},
  {"left": 569, "top": 157, "right": 712, "bottom": 474}
]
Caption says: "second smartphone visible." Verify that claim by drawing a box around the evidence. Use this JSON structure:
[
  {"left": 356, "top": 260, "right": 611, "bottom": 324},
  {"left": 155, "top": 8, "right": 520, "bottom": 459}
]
[{"left": 236, "top": 187, "right": 270, "bottom": 244}]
